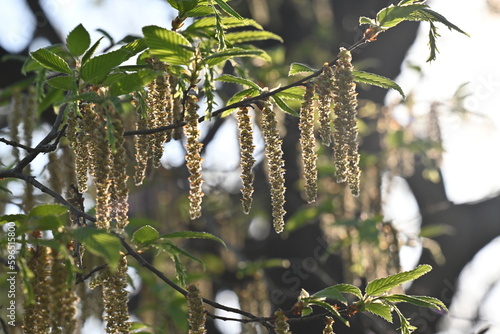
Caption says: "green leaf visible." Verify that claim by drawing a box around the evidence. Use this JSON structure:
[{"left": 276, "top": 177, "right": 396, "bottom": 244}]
[
  {"left": 66, "top": 24, "right": 91, "bottom": 57},
  {"left": 312, "top": 283, "right": 363, "bottom": 303},
  {"left": 30, "top": 48, "right": 71, "bottom": 74},
  {"left": 216, "top": 74, "right": 260, "bottom": 90},
  {"left": 46, "top": 76, "right": 75, "bottom": 91},
  {"left": 288, "top": 62, "right": 317, "bottom": 76},
  {"left": 81, "top": 37, "right": 103, "bottom": 65},
  {"left": 382, "top": 294, "right": 447, "bottom": 311},
  {"left": 409, "top": 8, "right": 469, "bottom": 37},
  {"left": 57, "top": 92, "right": 104, "bottom": 105},
  {"left": 365, "top": 265, "right": 432, "bottom": 296},
  {"left": 222, "top": 87, "right": 260, "bottom": 117},
  {"left": 376, "top": 4, "right": 426, "bottom": 29},
  {"left": 426, "top": 21, "right": 439, "bottom": 62},
  {"left": 213, "top": 0, "right": 243, "bottom": 19},
  {"left": 143, "top": 25, "right": 194, "bottom": 65},
  {"left": 29, "top": 204, "right": 68, "bottom": 217},
  {"left": 28, "top": 215, "right": 64, "bottom": 232},
  {"left": 72, "top": 228, "right": 121, "bottom": 270},
  {"left": 393, "top": 306, "right": 417, "bottom": 334},
  {"left": 225, "top": 30, "right": 283, "bottom": 44},
  {"left": 167, "top": 0, "right": 199, "bottom": 14},
  {"left": 308, "top": 300, "right": 349, "bottom": 326},
  {"left": 272, "top": 95, "right": 299, "bottom": 117},
  {"left": 365, "top": 302, "right": 393, "bottom": 322},
  {"left": 0, "top": 214, "right": 27, "bottom": 225},
  {"left": 353, "top": 71, "right": 405, "bottom": 99},
  {"left": 106, "top": 70, "right": 159, "bottom": 96},
  {"left": 158, "top": 231, "right": 227, "bottom": 249},
  {"left": 273, "top": 86, "right": 306, "bottom": 100},
  {"left": 359, "top": 16, "right": 377, "bottom": 26},
  {"left": 80, "top": 48, "right": 136, "bottom": 85},
  {"left": 132, "top": 225, "right": 160, "bottom": 245},
  {"left": 204, "top": 47, "right": 269, "bottom": 66},
  {"left": 187, "top": 16, "right": 263, "bottom": 31}
]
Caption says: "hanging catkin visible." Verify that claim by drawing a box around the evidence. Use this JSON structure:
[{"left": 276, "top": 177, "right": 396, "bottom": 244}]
[
  {"left": 333, "top": 48, "right": 361, "bottom": 196},
  {"left": 260, "top": 101, "right": 286, "bottom": 233},
  {"left": 298, "top": 83, "right": 318, "bottom": 203},
  {"left": 236, "top": 106, "right": 256, "bottom": 213}
]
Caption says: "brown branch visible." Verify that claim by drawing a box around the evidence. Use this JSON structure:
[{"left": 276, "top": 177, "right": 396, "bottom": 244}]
[
  {"left": 76, "top": 264, "right": 108, "bottom": 284},
  {"left": 0, "top": 137, "right": 34, "bottom": 152}
]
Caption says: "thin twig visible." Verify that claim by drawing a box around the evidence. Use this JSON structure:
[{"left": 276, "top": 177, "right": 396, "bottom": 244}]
[
  {"left": 0, "top": 137, "right": 34, "bottom": 152},
  {"left": 123, "top": 37, "right": 368, "bottom": 137},
  {"left": 76, "top": 264, "right": 108, "bottom": 284}
]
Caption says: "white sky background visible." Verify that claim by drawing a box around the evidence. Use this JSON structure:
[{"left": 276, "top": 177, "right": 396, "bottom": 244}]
[{"left": 1, "top": 0, "right": 500, "bottom": 333}]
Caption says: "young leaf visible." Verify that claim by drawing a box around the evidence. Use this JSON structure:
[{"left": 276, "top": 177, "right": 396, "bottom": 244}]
[
  {"left": 143, "top": 25, "right": 194, "bottom": 66},
  {"left": 365, "top": 302, "right": 393, "bottom": 322},
  {"left": 222, "top": 87, "right": 260, "bottom": 117},
  {"left": 382, "top": 294, "right": 447, "bottom": 312},
  {"left": 393, "top": 306, "right": 418, "bottom": 334},
  {"left": 353, "top": 71, "right": 405, "bottom": 99},
  {"left": 288, "top": 62, "right": 316, "bottom": 76},
  {"left": 311, "top": 286, "right": 348, "bottom": 305},
  {"left": 72, "top": 228, "right": 121, "bottom": 270},
  {"left": 272, "top": 95, "right": 299, "bottom": 117},
  {"left": 167, "top": 0, "right": 199, "bottom": 14},
  {"left": 225, "top": 30, "right": 283, "bottom": 44},
  {"left": 365, "top": 265, "right": 432, "bottom": 296},
  {"left": 158, "top": 231, "right": 227, "bottom": 249},
  {"left": 107, "top": 70, "right": 159, "bottom": 96},
  {"left": 30, "top": 48, "right": 71, "bottom": 74},
  {"left": 213, "top": 0, "right": 243, "bottom": 19},
  {"left": 46, "top": 76, "right": 75, "bottom": 91},
  {"left": 376, "top": 4, "right": 426, "bottom": 29},
  {"left": 409, "top": 8, "right": 469, "bottom": 37},
  {"left": 216, "top": 74, "right": 260, "bottom": 90},
  {"left": 307, "top": 300, "right": 349, "bottom": 326},
  {"left": 132, "top": 225, "right": 160, "bottom": 245},
  {"left": 66, "top": 24, "right": 91, "bottom": 57}
]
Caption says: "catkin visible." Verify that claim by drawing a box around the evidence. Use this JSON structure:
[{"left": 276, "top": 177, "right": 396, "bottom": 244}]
[
  {"left": 187, "top": 284, "right": 207, "bottom": 334},
  {"left": 260, "top": 102, "right": 286, "bottom": 233},
  {"left": 184, "top": 96, "right": 204, "bottom": 220},
  {"left": 316, "top": 63, "right": 335, "bottom": 147},
  {"left": 274, "top": 309, "right": 292, "bottom": 334},
  {"left": 298, "top": 84, "right": 318, "bottom": 203},
  {"left": 236, "top": 106, "right": 256, "bottom": 213},
  {"left": 333, "top": 48, "right": 361, "bottom": 196},
  {"left": 101, "top": 254, "right": 130, "bottom": 334},
  {"left": 50, "top": 251, "right": 78, "bottom": 334},
  {"left": 23, "top": 246, "right": 52, "bottom": 334},
  {"left": 133, "top": 106, "right": 150, "bottom": 185}
]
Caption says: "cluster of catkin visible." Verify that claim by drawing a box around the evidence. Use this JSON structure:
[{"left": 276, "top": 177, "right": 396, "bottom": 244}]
[
  {"left": 235, "top": 48, "right": 361, "bottom": 233},
  {"left": 23, "top": 246, "right": 78, "bottom": 334},
  {"left": 66, "top": 90, "right": 129, "bottom": 232}
]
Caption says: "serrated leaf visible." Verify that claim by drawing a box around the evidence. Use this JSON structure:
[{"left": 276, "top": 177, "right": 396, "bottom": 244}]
[
  {"left": 204, "top": 47, "right": 269, "bottom": 66},
  {"left": 365, "top": 302, "right": 393, "bottom": 322},
  {"left": 376, "top": 4, "right": 426, "bottom": 29},
  {"left": 72, "top": 228, "right": 121, "bottom": 270},
  {"left": 132, "top": 225, "right": 160, "bottom": 245},
  {"left": 225, "top": 30, "right": 283, "bottom": 44},
  {"left": 353, "top": 71, "right": 405, "bottom": 99},
  {"left": 57, "top": 92, "right": 104, "bottom": 105},
  {"left": 29, "top": 204, "right": 68, "bottom": 217},
  {"left": 158, "top": 231, "right": 227, "bottom": 249},
  {"left": 214, "top": 0, "right": 242, "bottom": 19},
  {"left": 359, "top": 16, "right": 377, "bottom": 26},
  {"left": 274, "top": 86, "right": 305, "bottom": 100},
  {"left": 80, "top": 40, "right": 146, "bottom": 84},
  {"left": 409, "top": 8, "right": 469, "bottom": 37},
  {"left": 288, "top": 62, "right": 316, "bottom": 76},
  {"left": 272, "top": 95, "right": 298, "bottom": 117},
  {"left": 308, "top": 300, "right": 349, "bottom": 326},
  {"left": 222, "top": 87, "right": 260, "bottom": 117},
  {"left": 46, "top": 76, "right": 75, "bottom": 91},
  {"left": 393, "top": 306, "right": 417, "bottom": 334},
  {"left": 312, "top": 283, "right": 363, "bottom": 303},
  {"left": 143, "top": 25, "right": 194, "bottom": 66},
  {"left": 107, "top": 70, "right": 158, "bottom": 96},
  {"left": 188, "top": 16, "right": 263, "bottom": 31},
  {"left": 185, "top": 5, "right": 214, "bottom": 17},
  {"left": 216, "top": 74, "right": 260, "bottom": 90},
  {"left": 382, "top": 294, "right": 447, "bottom": 311},
  {"left": 28, "top": 215, "right": 64, "bottom": 231},
  {"left": 366, "top": 265, "right": 432, "bottom": 296},
  {"left": 81, "top": 37, "right": 103, "bottom": 65},
  {"left": 167, "top": 0, "right": 198, "bottom": 14},
  {"left": 30, "top": 48, "right": 71, "bottom": 74},
  {"left": 66, "top": 24, "right": 91, "bottom": 57},
  {"left": 166, "top": 242, "right": 204, "bottom": 267}
]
